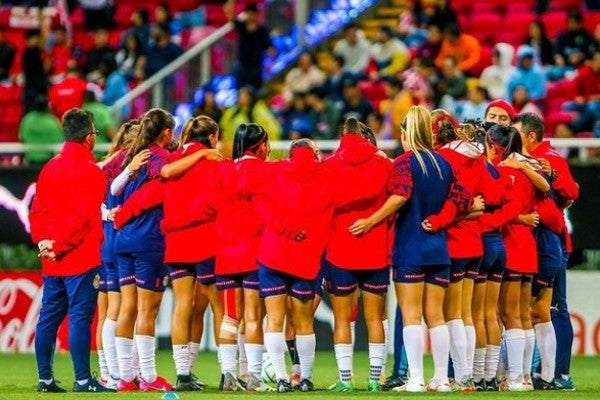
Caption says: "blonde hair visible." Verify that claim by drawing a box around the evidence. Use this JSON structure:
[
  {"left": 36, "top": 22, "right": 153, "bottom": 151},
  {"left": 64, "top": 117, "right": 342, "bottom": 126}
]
[{"left": 401, "top": 106, "right": 443, "bottom": 178}]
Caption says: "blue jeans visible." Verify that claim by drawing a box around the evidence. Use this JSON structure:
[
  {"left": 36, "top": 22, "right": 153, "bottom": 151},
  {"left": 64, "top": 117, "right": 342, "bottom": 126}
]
[
  {"left": 35, "top": 267, "right": 99, "bottom": 381},
  {"left": 551, "top": 251, "right": 573, "bottom": 377}
]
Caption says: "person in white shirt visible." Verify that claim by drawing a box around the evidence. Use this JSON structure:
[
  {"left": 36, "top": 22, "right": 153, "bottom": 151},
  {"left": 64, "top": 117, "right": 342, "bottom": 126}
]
[
  {"left": 334, "top": 23, "right": 371, "bottom": 77},
  {"left": 282, "top": 51, "right": 325, "bottom": 103}
]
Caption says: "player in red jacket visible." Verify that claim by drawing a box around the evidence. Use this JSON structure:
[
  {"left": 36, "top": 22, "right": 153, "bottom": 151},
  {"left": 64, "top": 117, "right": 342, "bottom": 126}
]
[
  {"left": 323, "top": 118, "right": 392, "bottom": 392},
  {"left": 259, "top": 139, "right": 335, "bottom": 393}
]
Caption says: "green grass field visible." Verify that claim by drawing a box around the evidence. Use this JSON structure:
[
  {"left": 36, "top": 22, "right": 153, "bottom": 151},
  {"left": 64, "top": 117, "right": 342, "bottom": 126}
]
[{"left": 0, "top": 351, "right": 599, "bottom": 399}]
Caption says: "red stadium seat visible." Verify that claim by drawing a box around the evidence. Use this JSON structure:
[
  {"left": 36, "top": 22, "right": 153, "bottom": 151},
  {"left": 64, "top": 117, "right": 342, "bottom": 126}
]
[
  {"left": 358, "top": 80, "right": 385, "bottom": 112},
  {"left": 469, "top": 13, "right": 502, "bottom": 46},
  {"left": 70, "top": 6, "right": 85, "bottom": 29},
  {"left": 541, "top": 10, "right": 568, "bottom": 38},
  {"left": 548, "top": 0, "right": 582, "bottom": 11},
  {"left": 458, "top": 14, "right": 470, "bottom": 32},
  {"left": 502, "top": 12, "right": 537, "bottom": 40},
  {"left": 471, "top": 2, "right": 500, "bottom": 15},
  {"left": 114, "top": 4, "right": 136, "bottom": 28},
  {"left": 505, "top": 1, "right": 536, "bottom": 13},
  {"left": 545, "top": 78, "right": 577, "bottom": 113},
  {"left": 584, "top": 11, "right": 600, "bottom": 33},
  {"left": 469, "top": 45, "right": 493, "bottom": 78},
  {"left": 495, "top": 32, "right": 525, "bottom": 48},
  {"left": 544, "top": 111, "right": 577, "bottom": 136},
  {"left": 451, "top": 0, "right": 473, "bottom": 15}
]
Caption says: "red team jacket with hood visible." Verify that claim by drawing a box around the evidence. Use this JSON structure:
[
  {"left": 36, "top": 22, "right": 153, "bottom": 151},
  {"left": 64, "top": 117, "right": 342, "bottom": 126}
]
[
  {"left": 257, "top": 148, "right": 335, "bottom": 280},
  {"left": 324, "top": 134, "right": 393, "bottom": 269}
]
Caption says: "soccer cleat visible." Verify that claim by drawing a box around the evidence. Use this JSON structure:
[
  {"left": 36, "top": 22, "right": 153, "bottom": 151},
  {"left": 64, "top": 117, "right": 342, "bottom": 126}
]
[
  {"left": 37, "top": 380, "right": 66, "bottom": 393},
  {"left": 533, "top": 378, "right": 557, "bottom": 390},
  {"left": 222, "top": 372, "right": 245, "bottom": 391},
  {"left": 329, "top": 380, "right": 353, "bottom": 392},
  {"left": 218, "top": 374, "right": 224, "bottom": 390},
  {"left": 246, "top": 374, "right": 275, "bottom": 392},
  {"left": 299, "top": 379, "right": 315, "bottom": 392},
  {"left": 555, "top": 376, "right": 576, "bottom": 391},
  {"left": 392, "top": 379, "right": 426, "bottom": 392},
  {"left": 457, "top": 376, "right": 476, "bottom": 392},
  {"left": 190, "top": 373, "right": 207, "bottom": 389},
  {"left": 503, "top": 378, "right": 526, "bottom": 392},
  {"left": 381, "top": 374, "right": 407, "bottom": 391},
  {"left": 276, "top": 379, "right": 292, "bottom": 393},
  {"left": 368, "top": 379, "right": 381, "bottom": 392},
  {"left": 427, "top": 378, "right": 452, "bottom": 392},
  {"left": 485, "top": 378, "right": 498, "bottom": 391},
  {"left": 474, "top": 379, "right": 486, "bottom": 391},
  {"left": 175, "top": 374, "right": 203, "bottom": 391},
  {"left": 73, "top": 378, "right": 117, "bottom": 392},
  {"left": 117, "top": 379, "right": 139, "bottom": 391},
  {"left": 139, "top": 375, "right": 173, "bottom": 392}
]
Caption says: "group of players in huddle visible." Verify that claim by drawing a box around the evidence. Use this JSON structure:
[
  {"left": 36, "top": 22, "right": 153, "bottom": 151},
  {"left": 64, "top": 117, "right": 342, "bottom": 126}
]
[{"left": 54, "top": 97, "right": 577, "bottom": 393}]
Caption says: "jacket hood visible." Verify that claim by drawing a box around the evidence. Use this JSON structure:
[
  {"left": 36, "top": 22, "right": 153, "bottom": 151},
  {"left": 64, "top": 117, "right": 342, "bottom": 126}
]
[
  {"left": 516, "top": 44, "right": 535, "bottom": 61},
  {"left": 442, "top": 140, "right": 484, "bottom": 159},
  {"left": 494, "top": 42, "right": 515, "bottom": 68},
  {"left": 336, "top": 134, "right": 379, "bottom": 166}
]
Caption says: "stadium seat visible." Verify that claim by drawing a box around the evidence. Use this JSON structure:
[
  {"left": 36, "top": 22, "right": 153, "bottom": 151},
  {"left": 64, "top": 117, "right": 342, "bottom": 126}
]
[
  {"left": 546, "top": 79, "right": 577, "bottom": 113},
  {"left": 114, "top": 4, "right": 136, "bottom": 28},
  {"left": 457, "top": 14, "right": 470, "bottom": 32},
  {"left": 548, "top": 0, "right": 582, "bottom": 11},
  {"left": 451, "top": 0, "right": 473, "bottom": 15},
  {"left": 502, "top": 12, "right": 537, "bottom": 40},
  {"left": 544, "top": 111, "right": 577, "bottom": 136},
  {"left": 584, "top": 11, "right": 600, "bottom": 33},
  {"left": 541, "top": 10, "right": 568, "bottom": 38},
  {"left": 469, "top": 45, "right": 493, "bottom": 78},
  {"left": 494, "top": 32, "right": 525, "bottom": 48},
  {"left": 471, "top": 2, "right": 501, "bottom": 15},
  {"left": 357, "top": 80, "right": 386, "bottom": 112},
  {"left": 505, "top": 1, "right": 536, "bottom": 13},
  {"left": 469, "top": 13, "right": 502, "bottom": 46}
]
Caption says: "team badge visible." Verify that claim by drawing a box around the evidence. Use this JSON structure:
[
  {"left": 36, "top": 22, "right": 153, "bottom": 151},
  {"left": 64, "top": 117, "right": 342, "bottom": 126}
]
[{"left": 93, "top": 273, "right": 100, "bottom": 289}]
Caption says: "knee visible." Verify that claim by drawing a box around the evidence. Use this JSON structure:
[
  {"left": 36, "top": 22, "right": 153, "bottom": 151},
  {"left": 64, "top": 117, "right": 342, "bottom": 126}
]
[{"left": 137, "top": 307, "right": 159, "bottom": 322}]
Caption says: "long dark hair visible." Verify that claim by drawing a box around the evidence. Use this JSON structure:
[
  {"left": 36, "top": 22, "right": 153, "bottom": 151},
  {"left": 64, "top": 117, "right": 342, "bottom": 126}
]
[
  {"left": 122, "top": 108, "right": 174, "bottom": 171},
  {"left": 485, "top": 124, "right": 523, "bottom": 161},
  {"left": 180, "top": 116, "right": 219, "bottom": 148},
  {"left": 107, "top": 119, "right": 139, "bottom": 158},
  {"left": 232, "top": 123, "right": 268, "bottom": 160}
]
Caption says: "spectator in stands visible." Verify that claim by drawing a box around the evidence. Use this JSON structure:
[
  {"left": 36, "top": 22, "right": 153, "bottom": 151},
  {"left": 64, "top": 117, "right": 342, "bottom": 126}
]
[
  {"left": 322, "top": 54, "right": 353, "bottom": 103},
  {"left": 506, "top": 45, "right": 547, "bottom": 102},
  {"left": 84, "top": 28, "right": 117, "bottom": 83},
  {"left": 18, "top": 94, "right": 63, "bottom": 165},
  {"left": 48, "top": 26, "right": 74, "bottom": 83},
  {"left": 369, "top": 26, "right": 410, "bottom": 80},
  {"left": 155, "top": 3, "right": 182, "bottom": 44},
  {"left": 510, "top": 85, "right": 543, "bottom": 118},
  {"left": 414, "top": 23, "right": 443, "bottom": 61},
  {"left": 137, "top": 25, "right": 183, "bottom": 78},
  {"left": 397, "top": 10, "right": 428, "bottom": 49},
  {"left": 484, "top": 99, "right": 515, "bottom": 125},
  {"left": 80, "top": 0, "right": 114, "bottom": 30},
  {"left": 123, "top": 9, "right": 151, "bottom": 52},
  {"left": 116, "top": 33, "right": 144, "bottom": 80},
  {"left": 23, "top": 29, "right": 49, "bottom": 114},
  {"left": 282, "top": 51, "right": 325, "bottom": 103},
  {"left": 224, "top": 1, "right": 274, "bottom": 90},
  {"left": 339, "top": 76, "right": 374, "bottom": 125},
  {"left": 49, "top": 67, "right": 89, "bottom": 119},
  {"left": 402, "top": 57, "right": 435, "bottom": 108},
  {"left": 82, "top": 90, "right": 115, "bottom": 144},
  {"left": 456, "top": 86, "right": 490, "bottom": 122},
  {"left": 0, "top": 30, "right": 16, "bottom": 82},
  {"left": 433, "top": 56, "right": 467, "bottom": 113},
  {"left": 414, "top": 0, "right": 457, "bottom": 28},
  {"left": 479, "top": 42, "right": 515, "bottom": 100},
  {"left": 555, "top": 10, "right": 595, "bottom": 68},
  {"left": 334, "top": 23, "right": 371, "bottom": 77},
  {"left": 563, "top": 50, "right": 600, "bottom": 136},
  {"left": 379, "top": 76, "right": 412, "bottom": 140},
  {"left": 219, "top": 85, "right": 281, "bottom": 143},
  {"left": 306, "top": 86, "right": 341, "bottom": 140},
  {"left": 366, "top": 112, "right": 384, "bottom": 138},
  {"left": 282, "top": 92, "right": 314, "bottom": 139},
  {"left": 527, "top": 21, "right": 553, "bottom": 66},
  {"left": 193, "top": 87, "right": 223, "bottom": 123},
  {"left": 103, "top": 68, "right": 129, "bottom": 120},
  {"left": 435, "top": 22, "right": 481, "bottom": 76}
]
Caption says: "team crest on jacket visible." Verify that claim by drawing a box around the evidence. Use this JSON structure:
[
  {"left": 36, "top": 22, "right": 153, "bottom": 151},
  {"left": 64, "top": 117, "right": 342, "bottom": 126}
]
[{"left": 93, "top": 273, "right": 100, "bottom": 289}]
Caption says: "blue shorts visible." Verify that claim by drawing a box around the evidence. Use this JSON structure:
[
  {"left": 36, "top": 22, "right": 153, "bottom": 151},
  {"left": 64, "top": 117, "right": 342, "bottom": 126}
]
[
  {"left": 97, "top": 264, "right": 107, "bottom": 292},
  {"left": 258, "top": 263, "right": 315, "bottom": 301},
  {"left": 104, "top": 261, "right": 120, "bottom": 292},
  {"left": 503, "top": 269, "right": 534, "bottom": 283},
  {"left": 216, "top": 271, "right": 260, "bottom": 291},
  {"left": 169, "top": 257, "right": 216, "bottom": 285},
  {"left": 450, "top": 257, "right": 482, "bottom": 283},
  {"left": 326, "top": 260, "right": 389, "bottom": 295},
  {"left": 392, "top": 264, "right": 450, "bottom": 288},
  {"left": 117, "top": 251, "right": 169, "bottom": 292},
  {"left": 533, "top": 228, "right": 563, "bottom": 296},
  {"left": 476, "top": 232, "right": 506, "bottom": 284}
]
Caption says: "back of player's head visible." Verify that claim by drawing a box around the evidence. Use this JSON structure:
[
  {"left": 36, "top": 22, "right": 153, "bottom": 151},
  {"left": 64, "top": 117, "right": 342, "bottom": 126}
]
[
  {"left": 62, "top": 108, "right": 95, "bottom": 143},
  {"left": 402, "top": 106, "right": 444, "bottom": 178},
  {"left": 107, "top": 119, "right": 139, "bottom": 157},
  {"left": 289, "top": 138, "right": 319, "bottom": 160},
  {"left": 342, "top": 117, "right": 376, "bottom": 144},
  {"left": 232, "top": 123, "right": 268, "bottom": 160},
  {"left": 432, "top": 112, "right": 460, "bottom": 146},
  {"left": 180, "top": 115, "right": 219, "bottom": 148},
  {"left": 123, "top": 108, "right": 174, "bottom": 167},
  {"left": 486, "top": 123, "right": 522, "bottom": 160},
  {"left": 513, "top": 112, "right": 544, "bottom": 143}
]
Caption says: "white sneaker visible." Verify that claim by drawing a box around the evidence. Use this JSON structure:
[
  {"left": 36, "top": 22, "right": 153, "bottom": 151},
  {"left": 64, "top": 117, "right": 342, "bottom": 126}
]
[
  {"left": 393, "top": 379, "right": 426, "bottom": 392},
  {"left": 507, "top": 379, "right": 526, "bottom": 392},
  {"left": 427, "top": 378, "right": 452, "bottom": 392}
]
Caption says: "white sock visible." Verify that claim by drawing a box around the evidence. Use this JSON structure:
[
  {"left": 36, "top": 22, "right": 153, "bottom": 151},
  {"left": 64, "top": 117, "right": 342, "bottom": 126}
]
[
  {"left": 189, "top": 342, "right": 200, "bottom": 370},
  {"left": 296, "top": 334, "right": 316, "bottom": 381},
  {"left": 447, "top": 319, "right": 467, "bottom": 380},
  {"left": 216, "top": 345, "right": 222, "bottom": 373},
  {"left": 132, "top": 340, "right": 139, "bottom": 378},
  {"left": 403, "top": 325, "right": 424, "bottom": 384},
  {"left": 172, "top": 344, "right": 190, "bottom": 376},
  {"left": 473, "top": 348, "right": 486, "bottom": 382},
  {"left": 368, "top": 343, "right": 386, "bottom": 381},
  {"left": 535, "top": 322, "right": 556, "bottom": 383},
  {"left": 238, "top": 333, "right": 248, "bottom": 377},
  {"left": 135, "top": 334, "right": 157, "bottom": 383},
  {"left": 102, "top": 319, "right": 119, "bottom": 379},
  {"left": 523, "top": 329, "right": 535, "bottom": 381},
  {"left": 430, "top": 325, "right": 450, "bottom": 382},
  {"left": 334, "top": 343, "right": 353, "bottom": 383},
  {"left": 465, "top": 325, "right": 476, "bottom": 377},
  {"left": 98, "top": 349, "right": 109, "bottom": 380},
  {"left": 245, "top": 343, "right": 263, "bottom": 379},
  {"left": 485, "top": 345, "right": 501, "bottom": 381},
  {"left": 382, "top": 319, "right": 389, "bottom": 377},
  {"left": 350, "top": 321, "right": 356, "bottom": 347},
  {"left": 220, "top": 344, "right": 238, "bottom": 376},
  {"left": 264, "top": 332, "right": 288, "bottom": 381},
  {"left": 504, "top": 329, "right": 525, "bottom": 382},
  {"left": 115, "top": 337, "right": 135, "bottom": 382}
]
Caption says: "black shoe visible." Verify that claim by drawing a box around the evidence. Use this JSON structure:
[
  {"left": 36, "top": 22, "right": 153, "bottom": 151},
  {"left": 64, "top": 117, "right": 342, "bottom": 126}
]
[
  {"left": 73, "top": 378, "right": 117, "bottom": 392},
  {"left": 485, "top": 378, "right": 498, "bottom": 391},
  {"left": 299, "top": 379, "right": 314, "bottom": 392},
  {"left": 277, "top": 379, "right": 292, "bottom": 393},
  {"left": 474, "top": 379, "right": 486, "bottom": 391},
  {"left": 534, "top": 378, "right": 557, "bottom": 390},
  {"left": 176, "top": 374, "right": 203, "bottom": 391},
  {"left": 381, "top": 374, "right": 407, "bottom": 391},
  {"left": 218, "top": 374, "right": 224, "bottom": 390},
  {"left": 37, "top": 380, "right": 66, "bottom": 393},
  {"left": 190, "top": 373, "right": 207, "bottom": 389}
]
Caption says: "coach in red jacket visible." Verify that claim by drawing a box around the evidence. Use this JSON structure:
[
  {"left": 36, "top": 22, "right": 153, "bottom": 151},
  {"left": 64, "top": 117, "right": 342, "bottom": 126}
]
[{"left": 29, "top": 108, "right": 112, "bottom": 393}]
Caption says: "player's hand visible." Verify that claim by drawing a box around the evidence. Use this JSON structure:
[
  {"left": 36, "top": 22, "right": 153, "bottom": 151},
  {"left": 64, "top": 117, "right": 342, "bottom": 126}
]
[
  {"left": 348, "top": 218, "right": 374, "bottom": 236},
  {"left": 129, "top": 149, "right": 151, "bottom": 171},
  {"left": 538, "top": 158, "right": 552, "bottom": 175},
  {"left": 499, "top": 158, "right": 523, "bottom": 170},
  {"left": 519, "top": 212, "right": 539, "bottom": 228},
  {"left": 107, "top": 207, "right": 119, "bottom": 222},
  {"left": 421, "top": 219, "right": 434, "bottom": 232},
  {"left": 202, "top": 149, "right": 224, "bottom": 161},
  {"left": 471, "top": 195, "right": 485, "bottom": 212}
]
